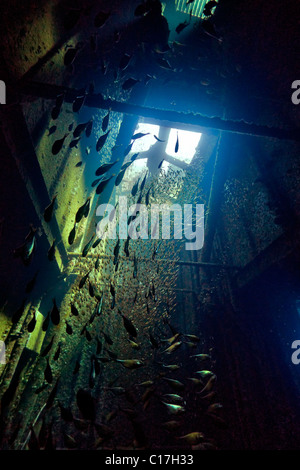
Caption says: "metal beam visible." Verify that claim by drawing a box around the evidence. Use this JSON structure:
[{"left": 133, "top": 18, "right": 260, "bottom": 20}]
[{"left": 18, "top": 81, "right": 300, "bottom": 142}]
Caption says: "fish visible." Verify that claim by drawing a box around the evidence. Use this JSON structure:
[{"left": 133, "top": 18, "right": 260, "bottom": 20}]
[
  {"left": 14, "top": 227, "right": 36, "bottom": 266},
  {"left": 128, "top": 339, "right": 140, "bottom": 350},
  {"left": 162, "top": 333, "right": 181, "bottom": 345},
  {"left": 68, "top": 223, "right": 76, "bottom": 245},
  {"left": 75, "top": 161, "right": 83, "bottom": 167},
  {"left": 102, "top": 111, "right": 110, "bottom": 132},
  {"left": 116, "top": 359, "right": 143, "bottom": 369},
  {"left": 64, "top": 46, "right": 79, "bottom": 66},
  {"left": 40, "top": 335, "right": 55, "bottom": 357},
  {"left": 73, "top": 94, "right": 86, "bottom": 113},
  {"left": 75, "top": 197, "right": 91, "bottom": 223},
  {"left": 66, "top": 321, "right": 73, "bottom": 335},
  {"left": 149, "top": 333, "right": 159, "bottom": 349},
  {"left": 95, "top": 255, "right": 100, "bottom": 269},
  {"left": 92, "top": 238, "right": 101, "bottom": 249},
  {"left": 68, "top": 122, "right": 74, "bottom": 131},
  {"left": 158, "top": 159, "right": 164, "bottom": 169},
  {"left": 43, "top": 195, "right": 57, "bottom": 223},
  {"left": 177, "top": 432, "right": 204, "bottom": 445},
  {"left": 130, "top": 152, "right": 140, "bottom": 162},
  {"left": 105, "top": 349, "right": 118, "bottom": 361},
  {"left": 52, "top": 134, "right": 68, "bottom": 155},
  {"left": 118, "top": 309, "right": 137, "bottom": 337},
  {"left": 122, "top": 78, "right": 139, "bottom": 91},
  {"left": 161, "top": 364, "right": 180, "bottom": 371},
  {"left": 53, "top": 344, "right": 61, "bottom": 361},
  {"left": 190, "top": 354, "right": 211, "bottom": 361},
  {"left": 102, "top": 331, "right": 113, "bottom": 345},
  {"left": 131, "top": 132, "right": 150, "bottom": 141},
  {"left": 113, "top": 238, "right": 120, "bottom": 265},
  {"left": 91, "top": 177, "right": 101, "bottom": 187},
  {"left": 94, "top": 11, "right": 110, "bottom": 28},
  {"left": 25, "top": 270, "right": 38, "bottom": 293},
  {"left": 203, "top": 0, "right": 218, "bottom": 16},
  {"left": 96, "top": 175, "right": 114, "bottom": 195},
  {"left": 137, "top": 380, "right": 155, "bottom": 388},
  {"left": 184, "top": 334, "right": 200, "bottom": 342},
  {"left": 45, "top": 377, "right": 60, "bottom": 409},
  {"left": 154, "top": 135, "right": 166, "bottom": 142},
  {"left": 27, "top": 310, "right": 36, "bottom": 333},
  {"left": 96, "top": 129, "right": 111, "bottom": 152},
  {"left": 69, "top": 138, "right": 81, "bottom": 149},
  {"left": 34, "top": 384, "right": 48, "bottom": 395},
  {"left": 115, "top": 168, "right": 126, "bottom": 187},
  {"left": 207, "top": 403, "right": 223, "bottom": 414},
  {"left": 42, "top": 311, "right": 50, "bottom": 331},
  {"left": 161, "top": 420, "right": 181, "bottom": 431},
  {"left": 124, "top": 236, "right": 130, "bottom": 257},
  {"left": 79, "top": 271, "right": 90, "bottom": 289},
  {"left": 162, "top": 394, "right": 184, "bottom": 403},
  {"left": 71, "top": 303, "right": 79, "bottom": 316},
  {"left": 73, "top": 360, "right": 80, "bottom": 375},
  {"left": 82, "top": 234, "right": 95, "bottom": 257},
  {"left": 175, "top": 131, "right": 179, "bottom": 153},
  {"left": 95, "top": 159, "right": 118, "bottom": 176},
  {"left": 195, "top": 370, "right": 214, "bottom": 379},
  {"left": 51, "top": 105, "right": 61, "bottom": 120},
  {"left": 50, "top": 298, "right": 60, "bottom": 325},
  {"left": 123, "top": 142, "right": 133, "bottom": 157},
  {"left": 131, "top": 178, "right": 140, "bottom": 197},
  {"left": 47, "top": 125, "right": 57, "bottom": 136},
  {"left": 145, "top": 186, "right": 151, "bottom": 206},
  {"left": 162, "top": 402, "right": 185, "bottom": 415},
  {"left": 76, "top": 389, "right": 96, "bottom": 421},
  {"left": 196, "top": 374, "right": 217, "bottom": 394},
  {"left": 156, "top": 57, "right": 173, "bottom": 70},
  {"left": 162, "top": 378, "right": 184, "bottom": 391},
  {"left": 85, "top": 120, "right": 93, "bottom": 138},
  {"left": 133, "top": 253, "right": 138, "bottom": 279},
  {"left": 121, "top": 161, "right": 133, "bottom": 172},
  {"left": 44, "top": 358, "right": 53, "bottom": 384},
  {"left": 119, "top": 53, "right": 131, "bottom": 70},
  {"left": 175, "top": 19, "right": 189, "bottom": 34},
  {"left": 73, "top": 122, "right": 89, "bottom": 138},
  {"left": 96, "top": 338, "right": 103, "bottom": 355},
  {"left": 47, "top": 240, "right": 56, "bottom": 262},
  {"left": 88, "top": 281, "right": 95, "bottom": 298},
  {"left": 140, "top": 172, "right": 148, "bottom": 193}
]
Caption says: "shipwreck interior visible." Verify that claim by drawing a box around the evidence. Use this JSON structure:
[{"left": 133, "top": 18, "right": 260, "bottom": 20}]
[{"left": 0, "top": 0, "right": 300, "bottom": 450}]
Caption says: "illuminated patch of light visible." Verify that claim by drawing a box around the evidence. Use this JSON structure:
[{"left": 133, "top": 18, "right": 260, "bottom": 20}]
[
  {"left": 131, "top": 123, "right": 160, "bottom": 153},
  {"left": 165, "top": 129, "right": 202, "bottom": 164},
  {"left": 132, "top": 158, "right": 148, "bottom": 171},
  {"left": 175, "top": 0, "right": 217, "bottom": 18}
]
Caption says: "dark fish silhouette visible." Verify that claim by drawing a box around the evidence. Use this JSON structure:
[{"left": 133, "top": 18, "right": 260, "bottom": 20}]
[
  {"left": 41, "top": 335, "right": 55, "bottom": 357},
  {"left": 102, "top": 112, "right": 110, "bottom": 132},
  {"left": 82, "top": 234, "right": 95, "bottom": 257},
  {"left": 113, "top": 238, "right": 120, "bottom": 265},
  {"left": 52, "top": 134, "right": 68, "bottom": 155},
  {"left": 158, "top": 159, "right": 164, "bottom": 169},
  {"left": 14, "top": 226, "right": 36, "bottom": 265},
  {"left": 154, "top": 135, "right": 166, "bottom": 142},
  {"left": 95, "top": 255, "right": 100, "bottom": 269},
  {"left": 115, "top": 169, "right": 126, "bottom": 187},
  {"left": 66, "top": 321, "right": 73, "bottom": 335},
  {"left": 175, "top": 131, "right": 179, "bottom": 153},
  {"left": 25, "top": 270, "right": 38, "bottom": 293},
  {"left": 118, "top": 310, "right": 137, "bottom": 337},
  {"left": 69, "top": 138, "right": 81, "bottom": 149},
  {"left": 73, "top": 94, "right": 86, "bottom": 113},
  {"left": 96, "top": 175, "right": 114, "bottom": 194},
  {"left": 140, "top": 172, "right": 148, "bottom": 193},
  {"left": 95, "top": 159, "right": 118, "bottom": 176},
  {"left": 96, "top": 129, "right": 111, "bottom": 152},
  {"left": 124, "top": 142, "right": 133, "bottom": 157},
  {"left": 64, "top": 46, "right": 79, "bottom": 66},
  {"left": 51, "top": 298, "right": 60, "bottom": 326},
  {"left": 85, "top": 120, "right": 93, "bottom": 138},
  {"left": 44, "top": 195, "right": 57, "bottom": 222},
  {"left": 131, "top": 178, "right": 140, "bottom": 197},
  {"left": 12, "top": 299, "right": 26, "bottom": 324},
  {"left": 47, "top": 125, "right": 57, "bottom": 136},
  {"left": 131, "top": 132, "right": 149, "bottom": 140},
  {"left": 119, "top": 53, "right": 131, "bottom": 70},
  {"left": 102, "top": 331, "right": 113, "bottom": 345},
  {"left": 53, "top": 344, "right": 61, "bottom": 361},
  {"left": 71, "top": 303, "right": 79, "bottom": 317},
  {"left": 75, "top": 161, "right": 83, "bottom": 167},
  {"left": 47, "top": 240, "right": 56, "bottom": 261},
  {"left": 73, "top": 122, "right": 89, "bottom": 138},
  {"left": 27, "top": 310, "right": 36, "bottom": 333},
  {"left": 94, "top": 11, "right": 110, "bottom": 28},
  {"left": 44, "top": 358, "right": 53, "bottom": 384},
  {"left": 68, "top": 122, "right": 74, "bottom": 131},
  {"left": 130, "top": 152, "right": 140, "bottom": 162},
  {"left": 79, "top": 271, "right": 90, "bottom": 289},
  {"left": 73, "top": 360, "right": 80, "bottom": 375},
  {"left": 42, "top": 311, "right": 50, "bottom": 331},
  {"left": 175, "top": 20, "right": 189, "bottom": 34},
  {"left": 68, "top": 223, "right": 76, "bottom": 245},
  {"left": 122, "top": 78, "right": 139, "bottom": 91},
  {"left": 75, "top": 198, "right": 91, "bottom": 223}
]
